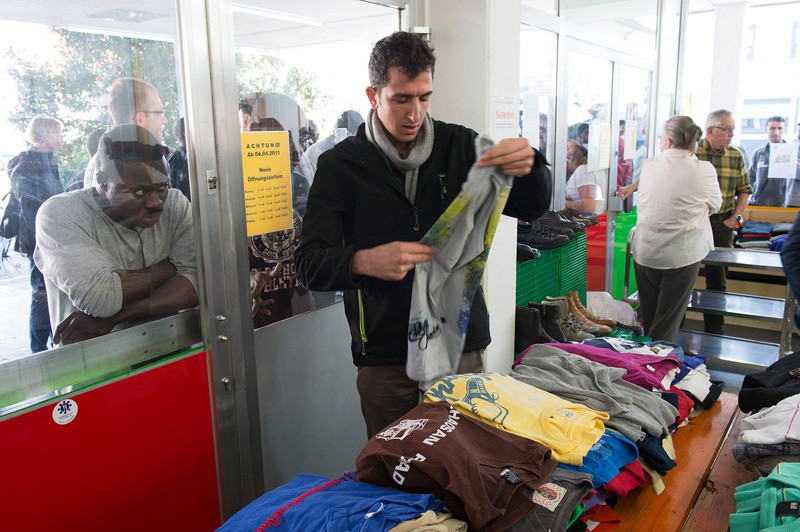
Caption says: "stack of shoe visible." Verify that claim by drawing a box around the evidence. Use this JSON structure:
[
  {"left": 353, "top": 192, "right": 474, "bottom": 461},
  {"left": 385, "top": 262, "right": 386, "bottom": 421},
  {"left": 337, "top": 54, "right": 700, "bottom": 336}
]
[
  {"left": 517, "top": 221, "right": 570, "bottom": 250},
  {"left": 540, "top": 298, "right": 596, "bottom": 341},
  {"left": 558, "top": 207, "right": 599, "bottom": 227},
  {"left": 535, "top": 210, "right": 587, "bottom": 234}
]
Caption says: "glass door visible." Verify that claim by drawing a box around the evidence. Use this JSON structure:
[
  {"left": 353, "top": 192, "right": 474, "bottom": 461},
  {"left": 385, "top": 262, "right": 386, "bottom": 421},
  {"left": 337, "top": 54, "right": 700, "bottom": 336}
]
[{"left": 561, "top": 39, "right": 654, "bottom": 294}]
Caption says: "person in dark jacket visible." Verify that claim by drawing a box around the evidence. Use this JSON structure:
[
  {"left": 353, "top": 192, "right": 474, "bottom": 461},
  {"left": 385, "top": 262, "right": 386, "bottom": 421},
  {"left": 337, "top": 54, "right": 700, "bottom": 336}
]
[
  {"left": 295, "top": 31, "right": 552, "bottom": 438},
  {"left": 10, "top": 114, "right": 65, "bottom": 352}
]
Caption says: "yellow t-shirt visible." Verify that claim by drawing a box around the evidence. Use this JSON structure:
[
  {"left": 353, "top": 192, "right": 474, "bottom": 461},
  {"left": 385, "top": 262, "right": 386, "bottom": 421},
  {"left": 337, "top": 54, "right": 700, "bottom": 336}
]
[{"left": 424, "top": 373, "right": 609, "bottom": 465}]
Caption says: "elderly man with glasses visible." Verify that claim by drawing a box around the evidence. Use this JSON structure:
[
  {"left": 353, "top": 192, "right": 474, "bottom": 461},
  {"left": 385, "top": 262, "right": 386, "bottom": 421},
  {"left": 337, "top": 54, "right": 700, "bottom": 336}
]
[{"left": 696, "top": 109, "right": 753, "bottom": 335}]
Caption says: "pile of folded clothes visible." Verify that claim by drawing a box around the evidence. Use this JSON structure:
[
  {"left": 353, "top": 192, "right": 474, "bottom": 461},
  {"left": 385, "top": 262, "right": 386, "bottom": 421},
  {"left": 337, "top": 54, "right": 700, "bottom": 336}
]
[{"left": 736, "top": 220, "right": 773, "bottom": 250}]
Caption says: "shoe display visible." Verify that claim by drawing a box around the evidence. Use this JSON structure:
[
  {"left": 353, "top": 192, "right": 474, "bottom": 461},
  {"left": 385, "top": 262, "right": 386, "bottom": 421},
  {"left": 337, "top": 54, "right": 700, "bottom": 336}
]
[
  {"left": 528, "top": 301, "right": 568, "bottom": 343},
  {"left": 515, "top": 306, "right": 555, "bottom": 352},
  {"left": 516, "top": 243, "right": 540, "bottom": 262},
  {"left": 560, "top": 315, "right": 595, "bottom": 342},
  {"left": 542, "top": 298, "right": 599, "bottom": 336},
  {"left": 567, "top": 291, "right": 616, "bottom": 327},
  {"left": 535, "top": 210, "right": 586, "bottom": 233},
  {"left": 517, "top": 222, "right": 570, "bottom": 250},
  {"left": 568, "top": 295, "right": 612, "bottom": 335},
  {"left": 560, "top": 207, "right": 599, "bottom": 226}
]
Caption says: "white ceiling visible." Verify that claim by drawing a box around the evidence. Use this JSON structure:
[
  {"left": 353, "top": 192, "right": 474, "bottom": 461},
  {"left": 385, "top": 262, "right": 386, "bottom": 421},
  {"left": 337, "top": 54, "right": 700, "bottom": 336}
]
[{"left": 0, "top": 0, "right": 400, "bottom": 49}]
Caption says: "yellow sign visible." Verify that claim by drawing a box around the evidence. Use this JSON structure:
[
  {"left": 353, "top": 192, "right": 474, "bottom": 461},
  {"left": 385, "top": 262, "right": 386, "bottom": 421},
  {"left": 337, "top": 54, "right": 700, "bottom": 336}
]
[{"left": 240, "top": 130, "right": 293, "bottom": 236}]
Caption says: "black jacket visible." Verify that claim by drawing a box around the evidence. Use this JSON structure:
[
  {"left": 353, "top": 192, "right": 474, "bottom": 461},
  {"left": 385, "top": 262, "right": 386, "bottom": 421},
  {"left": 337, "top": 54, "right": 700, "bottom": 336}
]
[
  {"left": 10, "top": 149, "right": 62, "bottom": 255},
  {"left": 295, "top": 119, "right": 551, "bottom": 366}
]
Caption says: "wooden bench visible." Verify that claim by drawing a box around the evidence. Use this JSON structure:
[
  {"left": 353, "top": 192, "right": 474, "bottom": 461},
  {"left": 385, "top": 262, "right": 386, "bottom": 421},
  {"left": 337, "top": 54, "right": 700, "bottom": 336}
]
[{"left": 612, "top": 392, "right": 753, "bottom": 532}]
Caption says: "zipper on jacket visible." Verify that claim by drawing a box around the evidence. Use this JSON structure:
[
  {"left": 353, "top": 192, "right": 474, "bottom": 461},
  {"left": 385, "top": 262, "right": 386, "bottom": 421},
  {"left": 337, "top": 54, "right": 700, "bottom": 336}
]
[
  {"left": 413, "top": 205, "right": 420, "bottom": 231},
  {"left": 438, "top": 174, "right": 447, "bottom": 199},
  {"left": 357, "top": 289, "right": 368, "bottom": 355}
]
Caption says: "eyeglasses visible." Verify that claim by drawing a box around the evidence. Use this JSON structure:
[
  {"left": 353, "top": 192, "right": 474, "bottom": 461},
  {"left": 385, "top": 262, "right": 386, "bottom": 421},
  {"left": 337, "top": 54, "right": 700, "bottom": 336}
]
[
  {"left": 140, "top": 109, "right": 166, "bottom": 115},
  {"left": 713, "top": 126, "right": 735, "bottom": 134}
]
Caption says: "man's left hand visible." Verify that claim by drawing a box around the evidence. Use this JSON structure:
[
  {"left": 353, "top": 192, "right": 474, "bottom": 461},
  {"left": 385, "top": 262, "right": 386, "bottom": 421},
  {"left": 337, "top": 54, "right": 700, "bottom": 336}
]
[
  {"left": 476, "top": 137, "right": 534, "bottom": 177},
  {"left": 54, "top": 311, "right": 116, "bottom": 345}
]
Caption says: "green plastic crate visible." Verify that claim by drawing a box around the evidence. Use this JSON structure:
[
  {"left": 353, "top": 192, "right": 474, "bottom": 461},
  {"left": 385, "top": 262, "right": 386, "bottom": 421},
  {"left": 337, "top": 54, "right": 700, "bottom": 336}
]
[
  {"left": 516, "top": 232, "right": 588, "bottom": 306},
  {"left": 516, "top": 247, "right": 560, "bottom": 306},
  {"left": 559, "top": 232, "right": 587, "bottom": 304}
]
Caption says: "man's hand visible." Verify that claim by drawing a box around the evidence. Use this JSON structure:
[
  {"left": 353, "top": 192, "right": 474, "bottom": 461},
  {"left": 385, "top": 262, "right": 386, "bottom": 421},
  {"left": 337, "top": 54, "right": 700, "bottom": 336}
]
[
  {"left": 351, "top": 241, "right": 434, "bottom": 281},
  {"left": 723, "top": 216, "right": 740, "bottom": 229},
  {"left": 475, "top": 137, "right": 534, "bottom": 177},
  {"left": 250, "top": 264, "right": 282, "bottom": 317},
  {"left": 54, "top": 311, "right": 116, "bottom": 345}
]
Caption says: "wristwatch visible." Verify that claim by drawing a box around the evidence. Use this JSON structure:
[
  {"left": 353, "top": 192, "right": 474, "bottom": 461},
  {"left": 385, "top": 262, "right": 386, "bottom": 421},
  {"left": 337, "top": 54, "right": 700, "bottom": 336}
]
[{"left": 734, "top": 214, "right": 744, "bottom": 225}]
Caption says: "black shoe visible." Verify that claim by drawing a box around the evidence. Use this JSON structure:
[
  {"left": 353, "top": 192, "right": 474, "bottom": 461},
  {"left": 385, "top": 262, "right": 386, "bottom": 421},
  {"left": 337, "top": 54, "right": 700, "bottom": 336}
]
[
  {"left": 614, "top": 321, "right": 645, "bottom": 337},
  {"left": 517, "top": 243, "right": 541, "bottom": 262},
  {"left": 529, "top": 301, "right": 568, "bottom": 343},
  {"left": 518, "top": 222, "right": 570, "bottom": 250},
  {"left": 536, "top": 210, "right": 586, "bottom": 233},
  {"left": 515, "top": 306, "right": 555, "bottom": 352}
]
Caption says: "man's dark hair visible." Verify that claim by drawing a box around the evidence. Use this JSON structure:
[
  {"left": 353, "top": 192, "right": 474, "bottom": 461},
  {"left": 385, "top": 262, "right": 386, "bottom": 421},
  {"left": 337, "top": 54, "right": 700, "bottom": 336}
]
[
  {"left": 369, "top": 31, "right": 435, "bottom": 91},
  {"left": 766, "top": 115, "right": 785, "bottom": 124},
  {"left": 95, "top": 124, "right": 168, "bottom": 187},
  {"left": 577, "top": 123, "right": 589, "bottom": 134},
  {"left": 239, "top": 101, "right": 253, "bottom": 116}
]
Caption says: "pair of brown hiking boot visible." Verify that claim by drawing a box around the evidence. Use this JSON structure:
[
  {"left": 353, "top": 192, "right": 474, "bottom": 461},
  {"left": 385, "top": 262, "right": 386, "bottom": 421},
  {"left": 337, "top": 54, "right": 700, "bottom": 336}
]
[{"left": 546, "top": 291, "right": 615, "bottom": 336}]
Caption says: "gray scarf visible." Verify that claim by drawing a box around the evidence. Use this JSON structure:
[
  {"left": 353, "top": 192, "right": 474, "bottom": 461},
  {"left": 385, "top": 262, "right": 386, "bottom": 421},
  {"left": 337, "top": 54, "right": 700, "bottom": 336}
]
[{"left": 365, "top": 109, "right": 434, "bottom": 203}]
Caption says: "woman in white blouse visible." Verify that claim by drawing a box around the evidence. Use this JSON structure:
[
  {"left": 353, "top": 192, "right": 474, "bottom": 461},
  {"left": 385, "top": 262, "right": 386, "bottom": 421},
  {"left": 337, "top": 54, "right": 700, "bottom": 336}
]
[
  {"left": 632, "top": 115, "right": 723, "bottom": 342},
  {"left": 565, "top": 143, "right": 603, "bottom": 215}
]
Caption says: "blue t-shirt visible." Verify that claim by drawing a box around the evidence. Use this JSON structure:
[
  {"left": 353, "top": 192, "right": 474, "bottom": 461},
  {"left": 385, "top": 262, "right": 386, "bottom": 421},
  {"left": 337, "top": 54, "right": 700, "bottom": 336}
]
[{"left": 218, "top": 474, "right": 444, "bottom": 531}]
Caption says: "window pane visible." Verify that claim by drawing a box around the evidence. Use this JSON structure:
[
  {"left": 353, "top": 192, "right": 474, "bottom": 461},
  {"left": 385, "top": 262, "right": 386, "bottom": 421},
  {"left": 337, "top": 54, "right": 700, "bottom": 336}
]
[
  {"left": 0, "top": 2, "right": 197, "bottom": 368},
  {"left": 231, "top": 1, "right": 397, "bottom": 328},
  {"left": 520, "top": 26, "right": 557, "bottom": 166},
  {"left": 565, "top": 51, "right": 612, "bottom": 216}
]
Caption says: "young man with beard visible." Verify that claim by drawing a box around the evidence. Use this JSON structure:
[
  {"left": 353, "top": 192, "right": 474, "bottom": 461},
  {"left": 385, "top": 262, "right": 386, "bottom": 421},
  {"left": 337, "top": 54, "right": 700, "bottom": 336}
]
[{"left": 296, "top": 31, "right": 552, "bottom": 438}]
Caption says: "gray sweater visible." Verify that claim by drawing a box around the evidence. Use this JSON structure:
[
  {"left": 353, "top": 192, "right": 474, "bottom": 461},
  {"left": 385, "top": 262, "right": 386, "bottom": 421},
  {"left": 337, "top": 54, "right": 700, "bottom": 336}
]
[
  {"left": 511, "top": 344, "right": 678, "bottom": 442},
  {"left": 34, "top": 188, "right": 197, "bottom": 334}
]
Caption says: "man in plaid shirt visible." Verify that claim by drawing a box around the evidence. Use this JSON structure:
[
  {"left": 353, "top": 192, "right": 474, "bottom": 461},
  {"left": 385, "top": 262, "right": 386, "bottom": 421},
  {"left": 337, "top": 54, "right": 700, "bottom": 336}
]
[{"left": 696, "top": 109, "right": 753, "bottom": 335}]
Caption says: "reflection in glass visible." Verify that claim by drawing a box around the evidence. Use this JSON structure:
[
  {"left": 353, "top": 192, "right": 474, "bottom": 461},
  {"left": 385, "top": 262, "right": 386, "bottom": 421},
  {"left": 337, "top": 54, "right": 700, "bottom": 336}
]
[
  {"left": 232, "top": 2, "right": 395, "bottom": 328},
  {"left": 616, "top": 65, "right": 652, "bottom": 208},
  {"left": 520, "top": 26, "right": 557, "bottom": 164},
  {"left": 0, "top": 11, "right": 191, "bottom": 359},
  {"left": 566, "top": 51, "right": 612, "bottom": 215}
]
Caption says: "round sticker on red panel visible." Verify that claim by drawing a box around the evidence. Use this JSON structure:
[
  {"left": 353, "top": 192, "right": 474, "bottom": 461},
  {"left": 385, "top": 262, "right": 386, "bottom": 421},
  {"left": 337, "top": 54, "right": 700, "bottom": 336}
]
[{"left": 52, "top": 399, "right": 78, "bottom": 425}]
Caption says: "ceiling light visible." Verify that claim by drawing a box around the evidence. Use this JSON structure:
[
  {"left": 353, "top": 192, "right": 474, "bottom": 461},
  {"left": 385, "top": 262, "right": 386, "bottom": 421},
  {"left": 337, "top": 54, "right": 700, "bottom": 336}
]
[{"left": 232, "top": 4, "right": 322, "bottom": 27}]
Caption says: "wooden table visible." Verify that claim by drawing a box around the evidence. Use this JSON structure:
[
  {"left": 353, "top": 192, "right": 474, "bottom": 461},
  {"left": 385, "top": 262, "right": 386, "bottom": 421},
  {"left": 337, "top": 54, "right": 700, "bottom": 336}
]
[{"left": 613, "top": 393, "right": 746, "bottom": 532}]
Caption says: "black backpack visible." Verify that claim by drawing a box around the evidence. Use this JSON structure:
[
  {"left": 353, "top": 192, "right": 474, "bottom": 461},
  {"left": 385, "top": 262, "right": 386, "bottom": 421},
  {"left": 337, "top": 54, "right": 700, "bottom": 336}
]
[{"left": 0, "top": 189, "right": 20, "bottom": 240}]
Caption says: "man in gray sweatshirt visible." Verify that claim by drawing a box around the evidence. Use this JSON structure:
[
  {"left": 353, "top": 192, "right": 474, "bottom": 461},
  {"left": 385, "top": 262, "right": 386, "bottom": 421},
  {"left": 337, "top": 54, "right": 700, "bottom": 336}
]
[{"left": 34, "top": 124, "right": 198, "bottom": 345}]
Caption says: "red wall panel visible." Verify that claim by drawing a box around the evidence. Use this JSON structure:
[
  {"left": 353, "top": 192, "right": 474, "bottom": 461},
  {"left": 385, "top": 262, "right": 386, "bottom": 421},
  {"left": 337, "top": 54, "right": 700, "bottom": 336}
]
[{"left": 0, "top": 351, "right": 221, "bottom": 531}]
